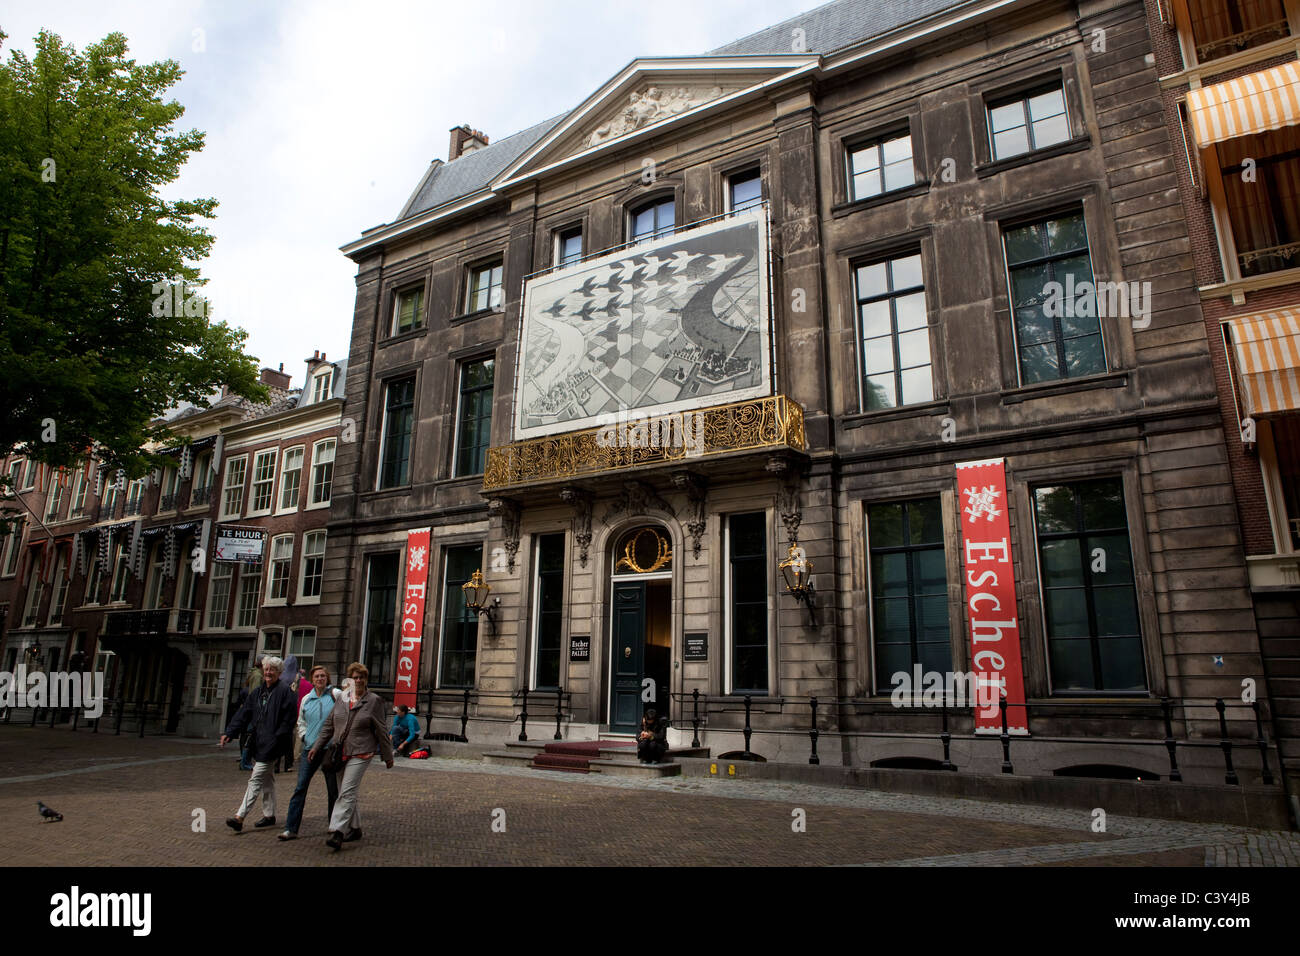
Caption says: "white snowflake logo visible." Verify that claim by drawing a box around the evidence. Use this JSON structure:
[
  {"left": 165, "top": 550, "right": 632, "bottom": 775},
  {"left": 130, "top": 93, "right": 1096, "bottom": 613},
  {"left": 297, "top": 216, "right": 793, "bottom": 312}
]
[
  {"left": 408, "top": 545, "right": 427, "bottom": 572},
  {"left": 963, "top": 485, "right": 1002, "bottom": 523}
]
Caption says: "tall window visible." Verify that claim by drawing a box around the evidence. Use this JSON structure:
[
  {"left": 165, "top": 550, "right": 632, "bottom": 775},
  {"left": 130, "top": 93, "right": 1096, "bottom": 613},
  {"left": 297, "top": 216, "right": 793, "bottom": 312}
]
[
  {"left": 250, "top": 449, "right": 276, "bottom": 514},
  {"left": 222, "top": 456, "right": 247, "bottom": 518},
  {"left": 440, "top": 545, "right": 482, "bottom": 688},
  {"left": 867, "top": 498, "right": 949, "bottom": 690},
  {"left": 45, "top": 472, "right": 65, "bottom": 521},
  {"left": 1185, "top": 0, "right": 1291, "bottom": 64},
  {"left": 728, "top": 513, "right": 768, "bottom": 694},
  {"left": 379, "top": 377, "right": 415, "bottom": 489},
  {"left": 1218, "top": 126, "right": 1300, "bottom": 278},
  {"left": 71, "top": 470, "right": 88, "bottom": 516},
  {"left": 176, "top": 538, "right": 198, "bottom": 608},
  {"left": 279, "top": 446, "right": 304, "bottom": 511},
  {"left": 49, "top": 548, "right": 70, "bottom": 624},
  {"left": 236, "top": 569, "right": 261, "bottom": 628},
  {"left": 988, "top": 85, "right": 1070, "bottom": 160},
  {"left": 455, "top": 359, "right": 494, "bottom": 477},
  {"left": 467, "top": 262, "right": 504, "bottom": 313},
  {"left": 312, "top": 368, "right": 334, "bottom": 402},
  {"left": 849, "top": 132, "right": 914, "bottom": 200},
  {"left": 124, "top": 478, "right": 146, "bottom": 515},
  {"left": 729, "top": 169, "right": 763, "bottom": 212},
  {"left": 159, "top": 467, "right": 179, "bottom": 511},
  {"left": 311, "top": 440, "right": 335, "bottom": 505},
  {"left": 856, "top": 252, "right": 932, "bottom": 410},
  {"left": 206, "top": 563, "right": 234, "bottom": 629},
  {"left": 630, "top": 196, "right": 675, "bottom": 242},
  {"left": 532, "top": 534, "right": 565, "bottom": 689},
  {"left": 22, "top": 566, "right": 45, "bottom": 627},
  {"left": 557, "top": 227, "right": 583, "bottom": 267},
  {"left": 393, "top": 286, "right": 425, "bottom": 334},
  {"left": 144, "top": 543, "right": 166, "bottom": 609},
  {"left": 289, "top": 627, "right": 316, "bottom": 674},
  {"left": 84, "top": 553, "right": 104, "bottom": 606},
  {"left": 1004, "top": 212, "right": 1105, "bottom": 385},
  {"left": 266, "top": 534, "right": 294, "bottom": 602},
  {"left": 1034, "top": 478, "right": 1145, "bottom": 692},
  {"left": 363, "top": 553, "right": 399, "bottom": 686},
  {"left": 197, "top": 652, "right": 223, "bottom": 707},
  {"left": 1, "top": 518, "right": 24, "bottom": 576},
  {"left": 21, "top": 459, "right": 36, "bottom": 490},
  {"left": 299, "top": 530, "right": 326, "bottom": 600},
  {"left": 109, "top": 540, "right": 130, "bottom": 603}
]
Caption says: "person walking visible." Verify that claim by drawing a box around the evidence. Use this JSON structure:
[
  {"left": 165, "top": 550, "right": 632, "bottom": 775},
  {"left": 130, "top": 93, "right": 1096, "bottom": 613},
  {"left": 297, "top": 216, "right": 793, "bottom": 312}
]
[
  {"left": 309, "top": 662, "right": 393, "bottom": 850},
  {"left": 279, "top": 666, "right": 343, "bottom": 841},
  {"left": 280, "top": 655, "right": 303, "bottom": 773},
  {"left": 219, "top": 656, "right": 298, "bottom": 832}
]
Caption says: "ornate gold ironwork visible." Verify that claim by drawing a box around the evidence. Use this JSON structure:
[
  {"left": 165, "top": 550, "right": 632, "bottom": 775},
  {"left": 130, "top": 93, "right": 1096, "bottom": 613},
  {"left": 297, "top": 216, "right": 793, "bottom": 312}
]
[
  {"left": 483, "top": 394, "right": 806, "bottom": 490},
  {"left": 614, "top": 526, "right": 673, "bottom": 574}
]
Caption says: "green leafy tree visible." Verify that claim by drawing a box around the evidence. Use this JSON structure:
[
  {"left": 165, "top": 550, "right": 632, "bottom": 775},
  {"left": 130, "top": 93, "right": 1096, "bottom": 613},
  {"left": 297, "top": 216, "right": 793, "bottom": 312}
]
[{"left": 0, "top": 29, "right": 266, "bottom": 496}]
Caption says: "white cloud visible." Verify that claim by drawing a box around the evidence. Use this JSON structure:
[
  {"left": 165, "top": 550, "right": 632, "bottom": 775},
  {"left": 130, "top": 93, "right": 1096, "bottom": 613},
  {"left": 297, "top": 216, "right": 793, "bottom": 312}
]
[{"left": 4, "top": 0, "right": 805, "bottom": 375}]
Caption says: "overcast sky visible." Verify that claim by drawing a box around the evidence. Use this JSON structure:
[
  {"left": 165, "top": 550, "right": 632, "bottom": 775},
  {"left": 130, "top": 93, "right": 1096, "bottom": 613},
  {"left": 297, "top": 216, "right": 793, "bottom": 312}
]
[{"left": 1, "top": 0, "right": 808, "bottom": 387}]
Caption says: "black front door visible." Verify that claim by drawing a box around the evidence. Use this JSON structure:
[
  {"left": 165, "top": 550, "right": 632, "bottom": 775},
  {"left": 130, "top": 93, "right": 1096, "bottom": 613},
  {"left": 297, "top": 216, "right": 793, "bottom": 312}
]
[{"left": 610, "top": 582, "right": 645, "bottom": 733}]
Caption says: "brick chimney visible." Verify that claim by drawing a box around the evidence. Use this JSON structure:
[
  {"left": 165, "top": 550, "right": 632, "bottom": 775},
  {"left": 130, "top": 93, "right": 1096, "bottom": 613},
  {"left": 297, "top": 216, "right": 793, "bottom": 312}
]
[
  {"left": 259, "top": 366, "right": 291, "bottom": 389},
  {"left": 449, "top": 125, "right": 489, "bottom": 160}
]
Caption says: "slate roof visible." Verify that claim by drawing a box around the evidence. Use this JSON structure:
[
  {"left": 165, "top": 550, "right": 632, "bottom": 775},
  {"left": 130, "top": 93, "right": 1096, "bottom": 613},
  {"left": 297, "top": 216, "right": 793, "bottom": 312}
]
[
  {"left": 392, "top": 0, "right": 970, "bottom": 223},
  {"left": 708, "top": 0, "right": 967, "bottom": 55}
]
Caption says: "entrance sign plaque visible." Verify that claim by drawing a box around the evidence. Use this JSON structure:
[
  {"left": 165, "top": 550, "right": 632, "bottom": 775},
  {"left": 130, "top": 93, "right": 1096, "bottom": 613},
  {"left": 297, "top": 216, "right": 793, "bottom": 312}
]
[
  {"left": 956, "top": 458, "right": 1028, "bottom": 735},
  {"left": 569, "top": 636, "right": 590, "bottom": 662},
  {"left": 394, "top": 527, "right": 431, "bottom": 708},
  {"left": 684, "top": 633, "right": 708, "bottom": 662}
]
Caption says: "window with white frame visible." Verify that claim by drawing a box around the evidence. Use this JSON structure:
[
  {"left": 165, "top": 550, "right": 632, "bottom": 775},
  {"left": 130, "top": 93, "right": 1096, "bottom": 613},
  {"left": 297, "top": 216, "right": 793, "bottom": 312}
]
[
  {"left": 70, "top": 469, "right": 88, "bottom": 516},
  {"left": 258, "top": 628, "right": 284, "bottom": 659},
  {"left": 728, "top": 168, "right": 763, "bottom": 212},
  {"left": 221, "top": 456, "right": 247, "bottom": 518},
  {"left": 83, "top": 555, "right": 103, "bottom": 606},
  {"left": 109, "top": 539, "right": 131, "bottom": 603},
  {"left": 236, "top": 568, "right": 261, "bottom": 628},
  {"left": 22, "top": 564, "right": 45, "bottom": 627},
  {"left": 124, "top": 478, "right": 146, "bottom": 515},
  {"left": 848, "top": 132, "right": 914, "bottom": 200},
  {"left": 48, "top": 548, "right": 70, "bottom": 625},
  {"left": 196, "top": 651, "right": 224, "bottom": 706},
  {"left": 266, "top": 534, "right": 294, "bottom": 602},
  {"left": 466, "top": 261, "right": 504, "bottom": 313},
  {"left": 988, "top": 85, "right": 1070, "bottom": 161},
  {"left": 289, "top": 627, "right": 316, "bottom": 674},
  {"left": 21, "top": 459, "right": 37, "bottom": 490},
  {"left": 393, "top": 286, "right": 425, "bottom": 335},
  {"left": 5, "top": 459, "right": 20, "bottom": 496},
  {"left": 1, "top": 518, "right": 25, "bottom": 577},
  {"left": 206, "top": 563, "right": 234, "bottom": 629},
  {"left": 556, "top": 227, "right": 583, "bottom": 267},
  {"left": 279, "top": 446, "right": 304, "bottom": 511},
  {"left": 249, "top": 449, "right": 276, "bottom": 514},
  {"left": 176, "top": 538, "right": 198, "bottom": 609},
  {"left": 310, "top": 440, "right": 335, "bottom": 506},
  {"left": 312, "top": 369, "right": 334, "bottom": 403},
  {"left": 45, "top": 472, "right": 65, "bottom": 521},
  {"left": 299, "top": 531, "right": 326, "bottom": 600},
  {"left": 144, "top": 542, "right": 166, "bottom": 609},
  {"left": 855, "top": 252, "right": 933, "bottom": 411}
]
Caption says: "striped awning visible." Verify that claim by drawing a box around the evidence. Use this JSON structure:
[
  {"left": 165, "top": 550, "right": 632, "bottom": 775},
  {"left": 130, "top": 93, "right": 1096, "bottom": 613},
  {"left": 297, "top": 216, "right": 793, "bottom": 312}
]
[
  {"left": 1228, "top": 309, "right": 1300, "bottom": 417},
  {"left": 1186, "top": 62, "right": 1300, "bottom": 148}
]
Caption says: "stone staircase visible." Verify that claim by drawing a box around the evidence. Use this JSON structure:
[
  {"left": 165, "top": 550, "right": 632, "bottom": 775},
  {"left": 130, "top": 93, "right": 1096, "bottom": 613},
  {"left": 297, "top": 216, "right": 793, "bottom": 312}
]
[{"left": 482, "top": 738, "right": 710, "bottom": 777}]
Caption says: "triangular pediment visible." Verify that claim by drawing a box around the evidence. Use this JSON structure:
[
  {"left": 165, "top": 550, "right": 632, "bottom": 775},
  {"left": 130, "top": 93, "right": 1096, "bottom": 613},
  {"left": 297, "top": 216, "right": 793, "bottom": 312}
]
[{"left": 495, "top": 55, "right": 818, "bottom": 187}]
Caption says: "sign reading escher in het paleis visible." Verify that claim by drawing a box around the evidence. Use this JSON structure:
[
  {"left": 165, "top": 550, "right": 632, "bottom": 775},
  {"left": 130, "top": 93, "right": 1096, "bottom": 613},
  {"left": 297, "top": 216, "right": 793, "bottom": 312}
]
[
  {"left": 957, "top": 458, "right": 1028, "bottom": 735},
  {"left": 394, "top": 527, "right": 431, "bottom": 709}
]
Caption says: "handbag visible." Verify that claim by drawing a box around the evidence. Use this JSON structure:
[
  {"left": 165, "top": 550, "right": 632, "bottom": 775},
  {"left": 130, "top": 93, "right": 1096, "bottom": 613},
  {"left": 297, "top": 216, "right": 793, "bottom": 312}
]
[{"left": 321, "top": 706, "right": 358, "bottom": 774}]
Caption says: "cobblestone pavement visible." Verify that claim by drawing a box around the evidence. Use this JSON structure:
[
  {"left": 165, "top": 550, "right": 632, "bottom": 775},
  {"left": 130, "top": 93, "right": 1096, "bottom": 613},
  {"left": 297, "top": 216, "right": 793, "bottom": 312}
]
[{"left": 1, "top": 726, "right": 1294, "bottom": 866}]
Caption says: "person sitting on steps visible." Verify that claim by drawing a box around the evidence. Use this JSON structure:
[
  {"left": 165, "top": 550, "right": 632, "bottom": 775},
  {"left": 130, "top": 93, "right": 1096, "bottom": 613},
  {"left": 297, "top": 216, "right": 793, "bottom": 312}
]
[{"left": 637, "top": 708, "right": 669, "bottom": 764}]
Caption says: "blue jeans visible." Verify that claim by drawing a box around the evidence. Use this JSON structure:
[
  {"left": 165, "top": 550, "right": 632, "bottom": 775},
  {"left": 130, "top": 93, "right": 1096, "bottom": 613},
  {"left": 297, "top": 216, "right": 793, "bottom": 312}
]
[{"left": 283, "top": 746, "right": 338, "bottom": 835}]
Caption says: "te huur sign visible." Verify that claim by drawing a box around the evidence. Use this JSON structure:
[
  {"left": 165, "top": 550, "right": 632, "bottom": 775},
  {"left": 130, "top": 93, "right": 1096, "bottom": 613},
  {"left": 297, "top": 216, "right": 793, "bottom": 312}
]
[
  {"left": 685, "top": 633, "right": 708, "bottom": 662},
  {"left": 570, "top": 636, "right": 590, "bottom": 662}
]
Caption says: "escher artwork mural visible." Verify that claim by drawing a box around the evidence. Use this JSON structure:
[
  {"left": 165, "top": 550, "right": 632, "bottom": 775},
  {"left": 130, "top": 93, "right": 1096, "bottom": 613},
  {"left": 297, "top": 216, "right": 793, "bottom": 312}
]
[{"left": 515, "top": 208, "right": 772, "bottom": 439}]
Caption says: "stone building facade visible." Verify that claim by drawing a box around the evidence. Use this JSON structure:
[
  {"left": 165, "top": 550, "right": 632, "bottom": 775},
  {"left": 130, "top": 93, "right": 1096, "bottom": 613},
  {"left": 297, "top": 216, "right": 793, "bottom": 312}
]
[{"left": 319, "top": 0, "right": 1285, "bottom": 791}]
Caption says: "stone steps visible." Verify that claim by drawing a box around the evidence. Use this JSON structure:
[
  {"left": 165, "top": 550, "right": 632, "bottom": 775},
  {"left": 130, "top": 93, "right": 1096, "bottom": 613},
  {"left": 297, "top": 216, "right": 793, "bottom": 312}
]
[{"left": 481, "top": 738, "right": 709, "bottom": 777}]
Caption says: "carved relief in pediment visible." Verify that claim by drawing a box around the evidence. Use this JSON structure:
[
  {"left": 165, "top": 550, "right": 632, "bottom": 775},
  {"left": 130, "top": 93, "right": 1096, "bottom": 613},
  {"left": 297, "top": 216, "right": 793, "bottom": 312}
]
[{"left": 583, "top": 85, "right": 739, "bottom": 148}]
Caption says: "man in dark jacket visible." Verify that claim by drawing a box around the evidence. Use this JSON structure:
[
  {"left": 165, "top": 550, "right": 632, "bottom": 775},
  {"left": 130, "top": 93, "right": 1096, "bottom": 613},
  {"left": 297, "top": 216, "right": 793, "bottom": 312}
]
[{"left": 219, "top": 656, "right": 297, "bottom": 832}]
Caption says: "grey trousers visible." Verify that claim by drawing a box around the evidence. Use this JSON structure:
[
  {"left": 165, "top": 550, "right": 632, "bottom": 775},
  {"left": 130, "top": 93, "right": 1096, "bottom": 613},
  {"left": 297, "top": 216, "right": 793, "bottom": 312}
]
[
  {"left": 327, "top": 755, "right": 371, "bottom": 834},
  {"left": 236, "top": 761, "right": 276, "bottom": 819}
]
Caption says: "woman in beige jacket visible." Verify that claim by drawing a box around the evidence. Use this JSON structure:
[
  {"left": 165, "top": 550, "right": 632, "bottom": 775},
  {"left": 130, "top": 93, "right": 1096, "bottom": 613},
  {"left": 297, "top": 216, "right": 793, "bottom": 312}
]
[{"left": 309, "top": 662, "right": 394, "bottom": 850}]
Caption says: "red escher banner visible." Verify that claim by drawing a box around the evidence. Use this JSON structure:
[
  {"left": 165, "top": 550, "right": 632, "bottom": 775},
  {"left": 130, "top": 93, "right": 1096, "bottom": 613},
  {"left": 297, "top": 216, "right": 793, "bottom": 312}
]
[
  {"left": 394, "top": 527, "right": 431, "bottom": 708},
  {"left": 957, "top": 458, "right": 1028, "bottom": 734}
]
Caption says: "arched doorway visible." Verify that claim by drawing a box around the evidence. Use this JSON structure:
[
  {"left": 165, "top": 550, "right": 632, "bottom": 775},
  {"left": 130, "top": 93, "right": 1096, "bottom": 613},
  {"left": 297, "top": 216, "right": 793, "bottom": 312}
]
[{"left": 608, "top": 524, "right": 673, "bottom": 734}]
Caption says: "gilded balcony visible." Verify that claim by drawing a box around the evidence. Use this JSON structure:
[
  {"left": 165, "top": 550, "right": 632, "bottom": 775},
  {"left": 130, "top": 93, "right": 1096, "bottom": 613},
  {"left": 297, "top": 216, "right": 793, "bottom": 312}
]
[{"left": 483, "top": 394, "right": 806, "bottom": 491}]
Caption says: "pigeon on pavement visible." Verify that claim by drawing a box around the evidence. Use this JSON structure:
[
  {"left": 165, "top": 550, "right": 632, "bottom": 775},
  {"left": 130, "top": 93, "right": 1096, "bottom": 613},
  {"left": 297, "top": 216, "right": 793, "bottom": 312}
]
[{"left": 38, "top": 801, "right": 63, "bottom": 822}]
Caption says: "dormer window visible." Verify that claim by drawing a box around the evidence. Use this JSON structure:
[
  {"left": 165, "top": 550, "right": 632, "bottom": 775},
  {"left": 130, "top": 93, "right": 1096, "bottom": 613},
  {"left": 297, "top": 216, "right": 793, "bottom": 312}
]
[
  {"left": 630, "top": 197, "right": 675, "bottom": 243},
  {"left": 312, "top": 369, "right": 333, "bottom": 403}
]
